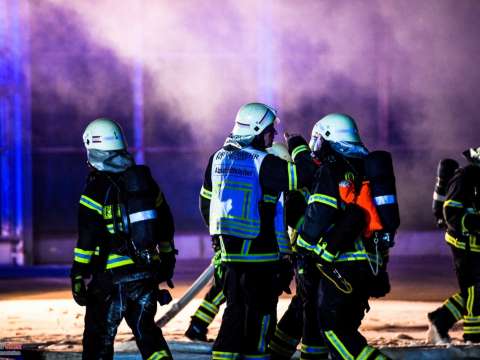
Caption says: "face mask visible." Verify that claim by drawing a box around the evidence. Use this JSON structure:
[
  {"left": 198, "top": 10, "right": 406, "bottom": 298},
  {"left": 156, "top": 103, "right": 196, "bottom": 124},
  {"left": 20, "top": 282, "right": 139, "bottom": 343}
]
[
  {"left": 87, "top": 149, "right": 134, "bottom": 172},
  {"left": 329, "top": 141, "right": 369, "bottom": 159}
]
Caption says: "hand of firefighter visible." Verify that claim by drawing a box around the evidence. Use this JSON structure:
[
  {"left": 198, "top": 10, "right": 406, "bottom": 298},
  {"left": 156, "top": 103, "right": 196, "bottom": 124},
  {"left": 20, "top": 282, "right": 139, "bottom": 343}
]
[
  {"left": 71, "top": 275, "right": 87, "bottom": 306},
  {"left": 277, "top": 256, "right": 294, "bottom": 295}
]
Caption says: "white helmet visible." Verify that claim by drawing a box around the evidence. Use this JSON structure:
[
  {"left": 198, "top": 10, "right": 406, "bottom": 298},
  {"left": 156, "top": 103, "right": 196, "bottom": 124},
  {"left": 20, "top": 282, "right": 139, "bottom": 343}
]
[
  {"left": 83, "top": 118, "right": 127, "bottom": 151},
  {"left": 464, "top": 146, "right": 480, "bottom": 165},
  {"left": 309, "top": 113, "right": 362, "bottom": 151},
  {"left": 267, "top": 142, "right": 292, "bottom": 162},
  {"left": 232, "top": 102, "right": 278, "bottom": 137}
]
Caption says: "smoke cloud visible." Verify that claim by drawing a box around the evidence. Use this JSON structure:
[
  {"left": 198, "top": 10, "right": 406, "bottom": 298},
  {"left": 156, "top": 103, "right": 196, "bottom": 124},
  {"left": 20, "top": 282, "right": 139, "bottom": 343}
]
[{"left": 23, "top": 0, "right": 480, "bottom": 229}]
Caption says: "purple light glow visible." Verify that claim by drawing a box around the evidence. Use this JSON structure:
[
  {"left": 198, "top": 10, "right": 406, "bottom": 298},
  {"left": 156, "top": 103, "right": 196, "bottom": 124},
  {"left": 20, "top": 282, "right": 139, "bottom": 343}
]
[{"left": 22, "top": 0, "right": 480, "bottom": 234}]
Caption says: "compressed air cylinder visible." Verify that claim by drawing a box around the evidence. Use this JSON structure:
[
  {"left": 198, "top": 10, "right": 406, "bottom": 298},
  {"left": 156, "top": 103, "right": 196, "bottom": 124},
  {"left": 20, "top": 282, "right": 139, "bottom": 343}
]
[
  {"left": 432, "top": 158, "right": 459, "bottom": 224},
  {"left": 364, "top": 151, "right": 400, "bottom": 232}
]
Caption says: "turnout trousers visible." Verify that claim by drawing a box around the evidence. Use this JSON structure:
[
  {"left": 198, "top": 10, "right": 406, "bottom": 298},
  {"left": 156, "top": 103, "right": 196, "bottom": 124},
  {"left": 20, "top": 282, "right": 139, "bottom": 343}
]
[
  {"left": 428, "top": 246, "right": 480, "bottom": 342},
  {"left": 82, "top": 275, "right": 171, "bottom": 360},
  {"left": 269, "top": 257, "right": 328, "bottom": 359},
  {"left": 212, "top": 262, "right": 279, "bottom": 360},
  {"left": 189, "top": 259, "right": 226, "bottom": 333},
  {"left": 319, "top": 261, "right": 389, "bottom": 360}
]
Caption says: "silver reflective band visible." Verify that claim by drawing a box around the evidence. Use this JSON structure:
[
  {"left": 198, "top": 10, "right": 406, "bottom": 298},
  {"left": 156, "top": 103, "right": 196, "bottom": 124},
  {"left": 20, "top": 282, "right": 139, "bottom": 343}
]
[
  {"left": 129, "top": 209, "right": 157, "bottom": 223},
  {"left": 433, "top": 192, "right": 446, "bottom": 201},
  {"left": 374, "top": 195, "right": 396, "bottom": 206}
]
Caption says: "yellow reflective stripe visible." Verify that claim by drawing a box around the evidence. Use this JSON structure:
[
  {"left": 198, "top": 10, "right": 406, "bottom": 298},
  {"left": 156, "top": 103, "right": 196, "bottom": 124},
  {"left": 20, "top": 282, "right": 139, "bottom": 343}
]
[
  {"left": 257, "top": 314, "right": 270, "bottom": 353},
  {"left": 445, "top": 232, "right": 466, "bottom": 250},
  {"left": 73, "top": 247, "right": 94, "bottom": 264},
  {"left": 193, "top": 309, "right": 214, "bottom": 324},
  {"left": 241, "top": 239, "right": 252, "bottom": 255},
  {"left": 374, "top": 355, "right": 388, "bottom": 360},
  {"left": 357, "top": 346, "right": 376, "bottom": 360},
  {"left": 74, "top": 248, "right": 94, "bottom": 256},
  {"left": 453, "top": 292, "right": 465, "bottom": 306},
  {"left": 147, "top": 350, "right": 170, "bottom": 360},
  {"left": 79, "top": 195, "right": 103, "bottom": 215},
  {"left": 158, "top": 241, "right": 173, "bottom": 253},
  {"left": 444, "top": 300, "right": 463, "bottom": 320},
  {"left": 296, "top": 236, "right": 336, "bottom": 262},
  {"left": 292, "top": 144, "right": 310, "bottom": 161},
  {"left": 74, "top": 256, "right": 91, "bottom": 264},
  {"left": 467, "top": 286, "right": 475, "bottom": 316},
  {"left": 324, "top": 330, "right": 354, "bottom": 360},
  {"left": 212, "top": 351, "right": 241, "bottom": 360},
  {"left": 336, "top": 251, "right": 382, "bottom": 265},
  {"left": 263, "top": 194, "right": 277, "bottom": 204},
  {"left": 295, "top": 216, "right": 304, "bottom": 231},
  {"left": 200, "top": 300, "right": 219, "bottom": 314},
  {"left": 212, "top": 291, "right": 225, "bottom": 306},
  {"left": 444, "top": 199, "right": 463, "bottom": 208},
  {"left": 200, "top": 186, "right": 212, "bottom": 200},
  {"left": 464, "top": 327, "right": 480, "bottom": 334},
  {"left": 221, "top": 253, "right": 280, "bottom": 263},
  {"left": 300, "top": 343, "right": 329, "bottom": 354},
  {"left": 308, "top": 193, "right": 338, "bottom": 209},
  {"left": 105, "top": 254, "right": 135, "bottom": 269},
  {"left": 287, "top": 163, "right": 298, "bottom": 190},
  {"left": 469, "top": 234, "right": 480, "bottom": 252}
]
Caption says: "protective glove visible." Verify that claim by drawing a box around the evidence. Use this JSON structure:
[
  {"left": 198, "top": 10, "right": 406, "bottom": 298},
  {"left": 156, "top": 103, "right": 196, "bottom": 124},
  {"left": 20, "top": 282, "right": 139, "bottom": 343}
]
[
  {"left": 71, "top": 275, "right": 87, "bottom": 306},
  {"left": 156, "top": 289, "right": 173, "bottom": 305},
  {"left": 277, "top": 256, "right": 294, "bottom": 295},
  {"left": 368, "top": 269, "right": 391, "bottom": 298}
]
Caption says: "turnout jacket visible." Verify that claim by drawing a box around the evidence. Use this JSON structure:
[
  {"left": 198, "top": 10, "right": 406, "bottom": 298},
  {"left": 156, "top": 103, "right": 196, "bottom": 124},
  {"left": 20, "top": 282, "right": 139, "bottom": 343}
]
[
  {"left": 199, "top": 137, "right": 315, "bottom": 263},
  {"left": 444, "top": 164, "right": 480, "bottom": 251},
  {"left": 71, "top": 166, "right": 175, "bottom": 278},
  {"left": 297, "top": 152, "right": 381, "bottom": 264}
]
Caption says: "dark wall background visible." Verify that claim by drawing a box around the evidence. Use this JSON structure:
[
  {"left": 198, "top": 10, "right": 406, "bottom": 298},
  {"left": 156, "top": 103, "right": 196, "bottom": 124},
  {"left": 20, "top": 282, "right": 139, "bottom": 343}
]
[{"left": 27, "top": 0, "right": 480, "bottom": 248}]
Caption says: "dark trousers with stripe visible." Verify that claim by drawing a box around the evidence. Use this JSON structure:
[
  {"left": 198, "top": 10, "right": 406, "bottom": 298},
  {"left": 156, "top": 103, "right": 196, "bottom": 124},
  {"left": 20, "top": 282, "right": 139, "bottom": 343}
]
[
  {"left": 319, "top": 261, "right": 388, "bottom": 360},
  {"left": 270, "top": 257, "right": 329, "bottom": 360},
  {"left": 212, "top": 262, "right": 279, "bottom": 360},
  {"left": 83, "top": 275, "right": 171, "bottom": 360},
  {"left": 429, "top": 246, "right": 480, "bottom": 341},
  {"left": 189, "top": 263, "right": 226, "bottom": 332}
]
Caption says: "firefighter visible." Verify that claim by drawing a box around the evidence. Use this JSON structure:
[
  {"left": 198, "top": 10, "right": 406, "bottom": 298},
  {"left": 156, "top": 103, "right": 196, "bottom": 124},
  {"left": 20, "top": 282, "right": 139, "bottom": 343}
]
[
  {"left": 185, "top": 142, "right": 296, "bottom": 343},
  {"left": 269, "top": 187, "right": 331, "bottom": 360},
  {"left": 295, "top": 113, "right": 397, "bottom": 360},
  {"left": 70, "top": 118, "right": 176, "bottom": 360},
  {"left": 185, "top": 142, "right": 293, "bottom": 341},
  {"left": 267, "top": 142, "right": 329, "bottom": 360},
  {"left": 427, "top": 147, "right": 480, "bottom": 344},
  {"left": 184, "top": 236, "right": 226, "bottom": 342},
  {"left": 200, "top": 103, "right": 316, "bottom": 360}
]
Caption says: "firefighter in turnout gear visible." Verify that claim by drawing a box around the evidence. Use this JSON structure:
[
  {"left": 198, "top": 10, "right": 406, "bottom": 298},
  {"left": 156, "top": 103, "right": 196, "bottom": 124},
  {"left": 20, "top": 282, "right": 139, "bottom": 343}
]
[
  {"left": 185, "top": 142, "right": 296, "bottom": 343},
  {"left": 184, "top": 236, "right": 226, "bottom": 342},
  {"left": 200, "top": 103, "right": 316, "bottom": 360},
  {"left": 427, "top": 147, "right": 480, "bottom": 344},
  {"left": 268, "top": 141, "right": 329, "bottom": 360},
  {"left": 185, "top": 142, "right": 293, "bottom": 341},
  {"left": 294, "top": 114, "right": 399, "bottom": 360},
  {"left": 269, "top": 187, "right": 332, "bottom": 360},
  {"left": 70, "top": 118, "right": 176, "bottom": 360}
]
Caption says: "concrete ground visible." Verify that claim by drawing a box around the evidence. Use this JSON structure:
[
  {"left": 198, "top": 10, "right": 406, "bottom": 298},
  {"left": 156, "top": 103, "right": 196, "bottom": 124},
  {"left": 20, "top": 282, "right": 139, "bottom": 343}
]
[{"left": 0, "top": 256, "right": 473, "bottom": 359}]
